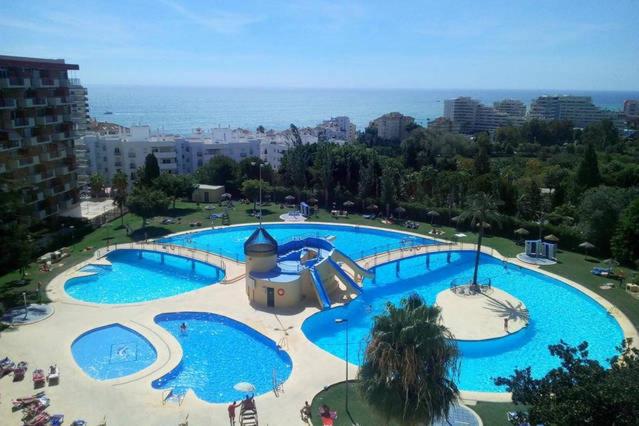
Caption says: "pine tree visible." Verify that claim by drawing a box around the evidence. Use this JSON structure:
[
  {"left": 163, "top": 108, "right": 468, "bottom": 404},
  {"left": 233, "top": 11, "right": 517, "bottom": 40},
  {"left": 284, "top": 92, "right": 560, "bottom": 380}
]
[{"left": 576, "top": 143, "right": 601, "bottom": 189}]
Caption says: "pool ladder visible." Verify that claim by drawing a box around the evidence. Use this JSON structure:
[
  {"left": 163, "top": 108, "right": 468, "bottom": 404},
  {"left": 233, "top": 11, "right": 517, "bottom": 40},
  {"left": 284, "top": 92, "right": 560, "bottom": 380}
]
[{"left": 240, "top": 409, "right": 258, "bottom": 426}]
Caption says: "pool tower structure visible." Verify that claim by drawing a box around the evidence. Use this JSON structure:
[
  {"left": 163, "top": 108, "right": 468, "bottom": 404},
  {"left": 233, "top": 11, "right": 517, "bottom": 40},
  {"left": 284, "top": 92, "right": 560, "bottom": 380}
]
[{"left": 243, "top": 226, "right": 372, "bottom": 309}]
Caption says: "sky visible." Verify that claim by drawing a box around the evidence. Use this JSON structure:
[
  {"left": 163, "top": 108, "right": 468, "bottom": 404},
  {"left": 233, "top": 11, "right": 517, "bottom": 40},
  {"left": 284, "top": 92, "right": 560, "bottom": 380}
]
[{"left": 1, "top": 0, "right": 638, "bottom": 90}]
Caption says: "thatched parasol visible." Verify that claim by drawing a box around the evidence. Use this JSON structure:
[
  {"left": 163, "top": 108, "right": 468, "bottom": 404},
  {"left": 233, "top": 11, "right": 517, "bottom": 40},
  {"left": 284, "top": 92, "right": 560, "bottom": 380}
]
[
  {"left": 544, "top": 234, "right": 560, "bottom": 242},
  {"left": 514, "top": 228, "right": 530, "bottom": 236}
]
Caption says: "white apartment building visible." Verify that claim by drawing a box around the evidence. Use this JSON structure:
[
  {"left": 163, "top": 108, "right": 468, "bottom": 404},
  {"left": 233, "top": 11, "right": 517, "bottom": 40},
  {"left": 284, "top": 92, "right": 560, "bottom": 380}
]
[
  {"left": 494, "top": 99, "right": 526, "bottom": 117},
  {"left": 444, "top": 97, "right": 522, "bottom": 134},
  {"left": 369, "top": 112, "right": 415, "bottom": 140},
  {"left": 624, "top": 100, "right": 639, "bottom": 119},
  {"left": 315, "top": 116, "right": 356, "bottom": 142},
  {"left": 528, "top": 95, "right": 623, "bottom": 128}
]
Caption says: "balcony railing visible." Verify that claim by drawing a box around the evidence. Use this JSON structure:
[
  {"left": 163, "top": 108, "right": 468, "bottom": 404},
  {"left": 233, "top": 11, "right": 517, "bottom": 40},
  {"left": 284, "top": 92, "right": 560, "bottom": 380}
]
[
  {"left": 0, "top": 98, "right": 17, "bottom": 109},
  {"left": 11, "top": 117, "right": 35, "bottom": 128},
  {"left": 36, "top": 78, "right": 58, "bottom": 88},
  {"left": 0, "top": 77, "right": 28, "bottom": 88},
  {"left": 0, "top": 140, "right": 21, "bottom": 151},
  {"left": 23, "top": 98, "right": 48, "bottom": 108},
  {"left": 36, "top": 115, "right": 62, "bottom": 126}
]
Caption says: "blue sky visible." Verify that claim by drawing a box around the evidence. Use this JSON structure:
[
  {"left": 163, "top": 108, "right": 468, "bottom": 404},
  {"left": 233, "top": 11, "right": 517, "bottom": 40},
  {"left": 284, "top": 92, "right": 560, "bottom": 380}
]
[{"left": 1, "top": 0, "right": 637, "bottom": 89}]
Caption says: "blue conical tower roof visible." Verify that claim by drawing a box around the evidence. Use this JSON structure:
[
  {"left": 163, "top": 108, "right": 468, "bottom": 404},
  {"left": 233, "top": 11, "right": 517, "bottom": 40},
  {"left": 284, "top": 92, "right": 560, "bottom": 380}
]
[{"left": 244, "top": 226, "right": 278, "bottom": 257}]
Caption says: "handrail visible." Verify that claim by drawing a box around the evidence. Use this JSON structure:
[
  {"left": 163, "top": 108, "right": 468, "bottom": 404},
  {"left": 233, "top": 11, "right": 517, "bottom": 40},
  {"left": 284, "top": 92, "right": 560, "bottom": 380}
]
[{"left": 361, "top": 242, "right": 455, "bottom": 269}]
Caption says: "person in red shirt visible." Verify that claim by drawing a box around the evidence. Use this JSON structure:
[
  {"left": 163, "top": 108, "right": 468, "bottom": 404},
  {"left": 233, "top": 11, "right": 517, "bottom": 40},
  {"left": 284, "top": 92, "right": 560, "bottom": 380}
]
[{"left": 228, "top": 401, "right": 239, "bottom": 425}]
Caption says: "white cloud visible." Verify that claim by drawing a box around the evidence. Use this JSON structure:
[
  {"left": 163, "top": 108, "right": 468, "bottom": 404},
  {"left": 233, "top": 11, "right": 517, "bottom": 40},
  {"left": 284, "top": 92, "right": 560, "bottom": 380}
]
[{"left": 158, "top": 0, "right": 261, "bottom": 34}]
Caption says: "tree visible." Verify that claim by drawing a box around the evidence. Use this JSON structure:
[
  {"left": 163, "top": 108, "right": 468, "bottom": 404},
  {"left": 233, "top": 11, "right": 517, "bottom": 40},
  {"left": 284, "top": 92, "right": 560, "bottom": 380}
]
[
  {"left": 154, "top": 173, "right": 195, "bottom": 208},
  {"left": 359, "top": 294, "right": 459, "bottom": 426},
  {"left": 241, "top": 179, "right": 272, "bottom": 212},
  {"left": 473, "top": 133, "right": 491, "bottom": 176},
  {"left": 142, "top": 153, "right": 160, "bottom": 186},
  {"left": 289, "top": 123, "right": 302, "bottom": 146},
  {"left": 611, "top": 199, "right": 639, "bottom": 266},
  {"left": 314, "top": 144, "right": 334, "bottom": 207},
  {"left": 9, "top": 224, "right": 32, "bottom": 278},
  {"left": 196, "top": 155, "right": 239, "bottom": 193},
  {"left": 256, "top": 125, "right": 265, "bottom": 133},
  {"left": 126, "top": 186, "right": 170, "bottom": 228},
  {"left": 89, "top": 173, "right": 104, "bottom": 198},
  {"left": 459, "top": 192, "right": 500, "bottom": 288},
  {"left": 578, "top": 186, "right": 637, "bottom": 253},
  {"left": 380, "top": 162, "right": 399, "bottom": 218},
  {"left": 112, "top": 170, "right": 128, "bottom": 225},
  {"left": 495, "top": 340, "right": 639, "bottom": 426},
  {"left": 576, "top": 143, "right": 601, "bottom": 190}
]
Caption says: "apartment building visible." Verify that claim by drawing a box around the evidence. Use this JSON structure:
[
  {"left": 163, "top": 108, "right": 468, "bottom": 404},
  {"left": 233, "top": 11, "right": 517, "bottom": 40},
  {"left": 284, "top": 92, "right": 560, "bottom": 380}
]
[
  {"left": 69, "top": 79, "right": 89, "bottom": 133},
  {"left": 315, "top": 116, "right": 356, "bottom": 142},
  {"left": 528, "top": 95, "right": 623, "bottom": 128},
  {"left": 624, "top": 100, "right": 639, "bottom": 119},
  {"left": 494, "top": 99, "right": 526, "bottom": 118},
  {"left": 369, "top": 112, "right": 415, "bottom": 141},
  {"left": 443, "top": 96, "right": 525, "bottom": 134},
  {"left": 0, "top": 55, "right": 79, "bottom": 222}
]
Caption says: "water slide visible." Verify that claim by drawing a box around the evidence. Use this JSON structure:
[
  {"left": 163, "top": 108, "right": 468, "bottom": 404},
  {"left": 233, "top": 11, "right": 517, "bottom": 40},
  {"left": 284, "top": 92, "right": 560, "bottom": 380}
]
[
  {"left": 310, "top": 267, "right": 331, "bottom": 309},
  {"left": 327, "top": 257, "right": 363, "bottom": 294},
  {"left": 332, "top": 250, "right": 373, "bottom": 279}
]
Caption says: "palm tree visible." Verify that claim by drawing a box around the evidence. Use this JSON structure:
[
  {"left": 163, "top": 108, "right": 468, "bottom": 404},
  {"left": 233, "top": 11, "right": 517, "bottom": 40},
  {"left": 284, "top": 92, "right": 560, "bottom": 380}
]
[
  {"left": 112, "top": 171, "right": 128, "bottom": 225},
  {"left": 359, "top": 294, "right": 459, "bottom": 426},
  {"left": 459, "top": 192, "right": 500, "bottom": 290}
]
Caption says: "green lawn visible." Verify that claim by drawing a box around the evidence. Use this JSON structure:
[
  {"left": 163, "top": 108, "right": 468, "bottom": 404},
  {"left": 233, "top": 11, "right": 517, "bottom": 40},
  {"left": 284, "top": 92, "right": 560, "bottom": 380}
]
[{"left": 309, "top": 381, "right": 521, "bottom": 426}]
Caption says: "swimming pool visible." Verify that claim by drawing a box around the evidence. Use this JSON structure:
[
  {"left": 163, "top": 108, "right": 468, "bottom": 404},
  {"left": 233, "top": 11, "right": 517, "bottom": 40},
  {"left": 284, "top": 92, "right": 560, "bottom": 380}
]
[
  {"left": 71, "top": 324, "right": 157, "bottom": 380},
  {"left": 65, "top": 249, "right": 225, "bottom": 304},
  {"left": 302, "top": 251, "right": 623, "bottom": 392},
  {"left": 160, "top": 223, "right": 436, "bottom": 261},
  {"left": 151, "top": 312, "right": 292, "bottom": 403}
]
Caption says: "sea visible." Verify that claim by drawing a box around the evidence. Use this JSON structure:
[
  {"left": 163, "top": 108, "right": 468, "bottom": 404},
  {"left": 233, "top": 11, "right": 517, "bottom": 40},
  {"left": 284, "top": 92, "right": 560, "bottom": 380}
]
[{"left": 87, "top": 86, "right": 639, "bottom": 134}]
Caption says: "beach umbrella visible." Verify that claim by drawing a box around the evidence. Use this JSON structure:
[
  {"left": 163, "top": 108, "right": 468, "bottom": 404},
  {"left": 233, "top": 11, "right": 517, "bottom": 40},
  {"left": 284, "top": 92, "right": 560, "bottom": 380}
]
[
  {"left": 221, "top": 193, "right": 232, "bottom": 200},
  {"left": 233, "top": 382, "right": 256, "bottom": 393},
  {"left": 394, "top": 206, "right": 406, "bottom": 219},
  {"left": 579, "top": 241, "right": 595, "bottom": 258},
  {"left": 475, "top": 221, "right": 491, "bottom": 229},
  {"left": 514, "top": 228, "right": 530, "bottom": 236},
  {"left": 450, "top": 215, "right": 460, "bottom": 222},
  {"left": 343, "top": 200, "right": 355, "bottom": 207},
  {"left": 427, "top": 210, "right": 440, "bottom": 226},
  {"left": 544, "top": 234, "right": 560, "bottom": 242},
  {"left": 308, "top": 197, "right": 318, "bottom": 205},
  {"left": 285, "top": 195, "right": 295, "bottom": 203},
  {"left": 366, "top": 204, "right": 379, "bottom": 212},
  {"left": 603, "top": 258, "right": 619, "bottom": 271}
]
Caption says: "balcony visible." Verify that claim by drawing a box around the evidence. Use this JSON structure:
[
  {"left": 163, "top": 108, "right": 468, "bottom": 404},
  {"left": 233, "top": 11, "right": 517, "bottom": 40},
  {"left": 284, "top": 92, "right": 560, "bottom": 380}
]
[
  {"left": 0, "top": 163, "right": 5, "bottom": 174},
  {"left": 0, "top": 77, "right": 28, "bottom": 88},
  {"left": 56, "top": 166, "right": 70, "bottom": 176},
  {"left": 22, "top": 97, "right": 48, "bottom": 108},
  {"left": 0, "top": 98, "right": 17, "bottom": 109},
  {"left": 48, "top": 97, "right": 71, "bottom": 107},
  {"left": 47, "top": 151, "right": 66, "bottom": 161},
  {"left": 36, "top": 115, "right": 63, "bottom": 126},
  {"left": 154, "top": 151, "right": 176, "bottom": 159},
  {"left": 34, "top": 78, "right": 59, "bottom": 88},
  {"left": 11, "top": 117, "right": 35, "bottom": 129},
  {"left": 35, "top": 135, "right": 52, "bottom": 144},
  {"left": 0, "top": 138, "right": 20, "bottom": 151},
  {"left": 18, "top": 156, "right": 40, "bottom": 168},
  {"left": 32, "top": 172, "right": 55, "bottom": 184}
]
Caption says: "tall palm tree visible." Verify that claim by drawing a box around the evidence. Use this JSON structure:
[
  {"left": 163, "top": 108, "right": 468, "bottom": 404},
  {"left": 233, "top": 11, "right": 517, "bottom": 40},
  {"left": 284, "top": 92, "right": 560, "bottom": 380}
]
[
  {"left": 112, "top": 171, "right": 128, "bottom": 225},
  {"left": 459, "top": 192, "right": 500, "bottom": 289},
  {"left": 359, "top": 294, "right": 459, "bottom": 426}
]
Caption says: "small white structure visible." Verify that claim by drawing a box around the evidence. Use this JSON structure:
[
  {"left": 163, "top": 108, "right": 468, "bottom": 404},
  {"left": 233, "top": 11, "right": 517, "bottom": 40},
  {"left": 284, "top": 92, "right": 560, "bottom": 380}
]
[
  {"left": 191, "top": 184, "right": 224, "bottom": 203},
  {"left": 517, "top": 239, "right": 557, "bottom": 265}
]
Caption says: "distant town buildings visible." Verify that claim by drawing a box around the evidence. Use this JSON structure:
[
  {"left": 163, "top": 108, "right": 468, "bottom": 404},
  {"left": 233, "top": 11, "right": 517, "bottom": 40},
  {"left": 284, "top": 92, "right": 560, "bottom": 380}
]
[
  {"left": 315, "top": 116, "right": 356, "bottom": 142},
  {"left": 369, "top": 112, "right": 415, "bottom": 140},
  {"left": 443, "top": 97, "right": 523, "bottom": 134},
  {"left": 624, "top": 100, "right": 639, "bottom": 120},
  {"left": 0, "top": 55, "right": 80, "bottom": 222},
  {"left": 427, "top": 117, "right": 453, "bottom": 132},
  {"left": 528, "top": 95, "right": 623, "bottom": 129}
]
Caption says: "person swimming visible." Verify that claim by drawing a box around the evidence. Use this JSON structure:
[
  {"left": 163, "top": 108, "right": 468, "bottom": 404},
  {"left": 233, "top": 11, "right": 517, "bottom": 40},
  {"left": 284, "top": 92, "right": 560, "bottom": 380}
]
[{"left": 180, "top": 322, "right": 188, "bottom": 334}]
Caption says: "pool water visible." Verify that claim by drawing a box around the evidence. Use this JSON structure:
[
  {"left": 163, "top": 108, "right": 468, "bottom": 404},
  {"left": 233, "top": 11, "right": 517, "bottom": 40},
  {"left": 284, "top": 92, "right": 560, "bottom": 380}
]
[
  {"left": 302, "top": 251, "right": 623, "bottom": 392},
  {"left": 160, "top": 223, "right": 435, "bottom": 261},
  {"left": 152, "top": 312, "right": 292, "bottom": 403},
  {"left": 71, "top": 324, "right": 157, "bottom": 380},
  {"left": 65, "top": 249, "right": 225, "bottom": 304}
]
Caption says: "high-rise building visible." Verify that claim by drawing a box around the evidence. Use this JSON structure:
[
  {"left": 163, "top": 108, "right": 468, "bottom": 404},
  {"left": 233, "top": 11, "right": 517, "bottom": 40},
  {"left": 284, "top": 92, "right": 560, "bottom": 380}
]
[
  {"left": 444, "top": 97, "right": 522, "bottom": 134},
  {"left": 68, "top": 79, "right": 89, "bottom": 133},
  {"left": 0, "top": 55, "right": 80, "bottom": 222},
  {"left": 315, "top": 116, "right": 356, "bottom": 142},
  {"left": 623, "top": 100, "right": 639, "bottom": 119},
  {"left": 494, "top": 99, "right": 526, "bottom": 118},
  {"left": 528, "top": 95, "right": 622, "bottom": 128},
  {"left": 369, "top": 112, "right": 415, "bottom": 141}
]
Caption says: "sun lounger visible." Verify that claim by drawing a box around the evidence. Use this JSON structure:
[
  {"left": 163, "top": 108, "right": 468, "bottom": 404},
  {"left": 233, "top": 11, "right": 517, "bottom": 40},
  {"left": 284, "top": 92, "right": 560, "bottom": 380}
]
[
  {"left": 21, "top": 398, "right": 50, "bottom": 421},
  {"left": 24, "top": 412, "right": 50, "bottom": 426},
  {"left": 50, "top": 414, "right": 65, "bottom": 426},
  {"left": 1, "top": 358, "right": 16, "bottom": 376},
  {"left": 72, "top": 421, "right": 87, "bottom": 426},
  {"left": 33, "top": 369, "right": 46, "bottom": 387},
  {"left": 13, "top": 361, "right": 28, "bottom": 381},
  {"left": 47, "top": 365, "right": 60, "bottom": 385},
  {"left": 11, "top": 392, "right": 46, "bottom": 409}
]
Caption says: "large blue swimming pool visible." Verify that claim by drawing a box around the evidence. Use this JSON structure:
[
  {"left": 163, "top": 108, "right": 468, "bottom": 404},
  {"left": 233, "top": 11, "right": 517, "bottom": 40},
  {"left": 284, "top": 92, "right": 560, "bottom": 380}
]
[
  {"left": 160, "top": 223, "right": 436, "bottom": 261},
  {"left": 65, "top": 249, "right": 225, "bottom": 304},
  {"left": 302, "top": 251, "right": 624, "bottom": 392},
  {"left": 152, "top": 312, "right": 292, "bottom": 403},
  {"left": 71, "top": 324, "right": 157, "bottom": 380}
]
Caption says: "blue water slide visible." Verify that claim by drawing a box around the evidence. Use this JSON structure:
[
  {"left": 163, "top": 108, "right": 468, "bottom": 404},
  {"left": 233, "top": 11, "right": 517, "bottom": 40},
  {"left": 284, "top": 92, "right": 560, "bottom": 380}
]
[
  {"left": 310, "top": 267, "right": 331, "bottom": 309},
  {"left": 327, "top": 257, "right": 363, "bottom": 294}
]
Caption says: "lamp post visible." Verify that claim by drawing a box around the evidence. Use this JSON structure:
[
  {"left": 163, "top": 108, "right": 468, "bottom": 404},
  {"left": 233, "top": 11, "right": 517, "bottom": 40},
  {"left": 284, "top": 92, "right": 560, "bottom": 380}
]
[
  {"left": 335, "top": 318, "right": 349, "bottom": 413},
  {"left": 22, "top": 291, "right": 28, "bottom": 320},
  {"left": 251, "top": 161, "right": 266, "bottom": 225}
]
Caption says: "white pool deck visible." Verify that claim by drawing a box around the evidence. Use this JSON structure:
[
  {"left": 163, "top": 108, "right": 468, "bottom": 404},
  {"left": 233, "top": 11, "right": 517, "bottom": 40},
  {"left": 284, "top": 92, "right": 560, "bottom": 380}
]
[{"left": 1, "top": 222, "right": 637, "bottom": 425}]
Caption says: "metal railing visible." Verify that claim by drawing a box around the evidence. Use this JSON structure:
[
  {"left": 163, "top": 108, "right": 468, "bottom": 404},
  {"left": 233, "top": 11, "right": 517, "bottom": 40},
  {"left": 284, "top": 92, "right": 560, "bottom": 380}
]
[{"left": 362, "top": 241, "right": 456, "bottom": 269}]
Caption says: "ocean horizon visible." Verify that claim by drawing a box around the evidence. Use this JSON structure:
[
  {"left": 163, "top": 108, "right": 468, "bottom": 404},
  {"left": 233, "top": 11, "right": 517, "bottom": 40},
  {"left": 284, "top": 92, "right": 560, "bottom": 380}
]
[{"left": 87, "top": 85, "right": 639, "bottom": 134}]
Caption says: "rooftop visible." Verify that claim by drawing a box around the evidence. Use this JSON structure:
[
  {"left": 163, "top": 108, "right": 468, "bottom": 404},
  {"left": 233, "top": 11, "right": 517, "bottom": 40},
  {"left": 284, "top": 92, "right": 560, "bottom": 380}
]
[{"left": 0, "top": 54, "right": 79, "bottom": 70}]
